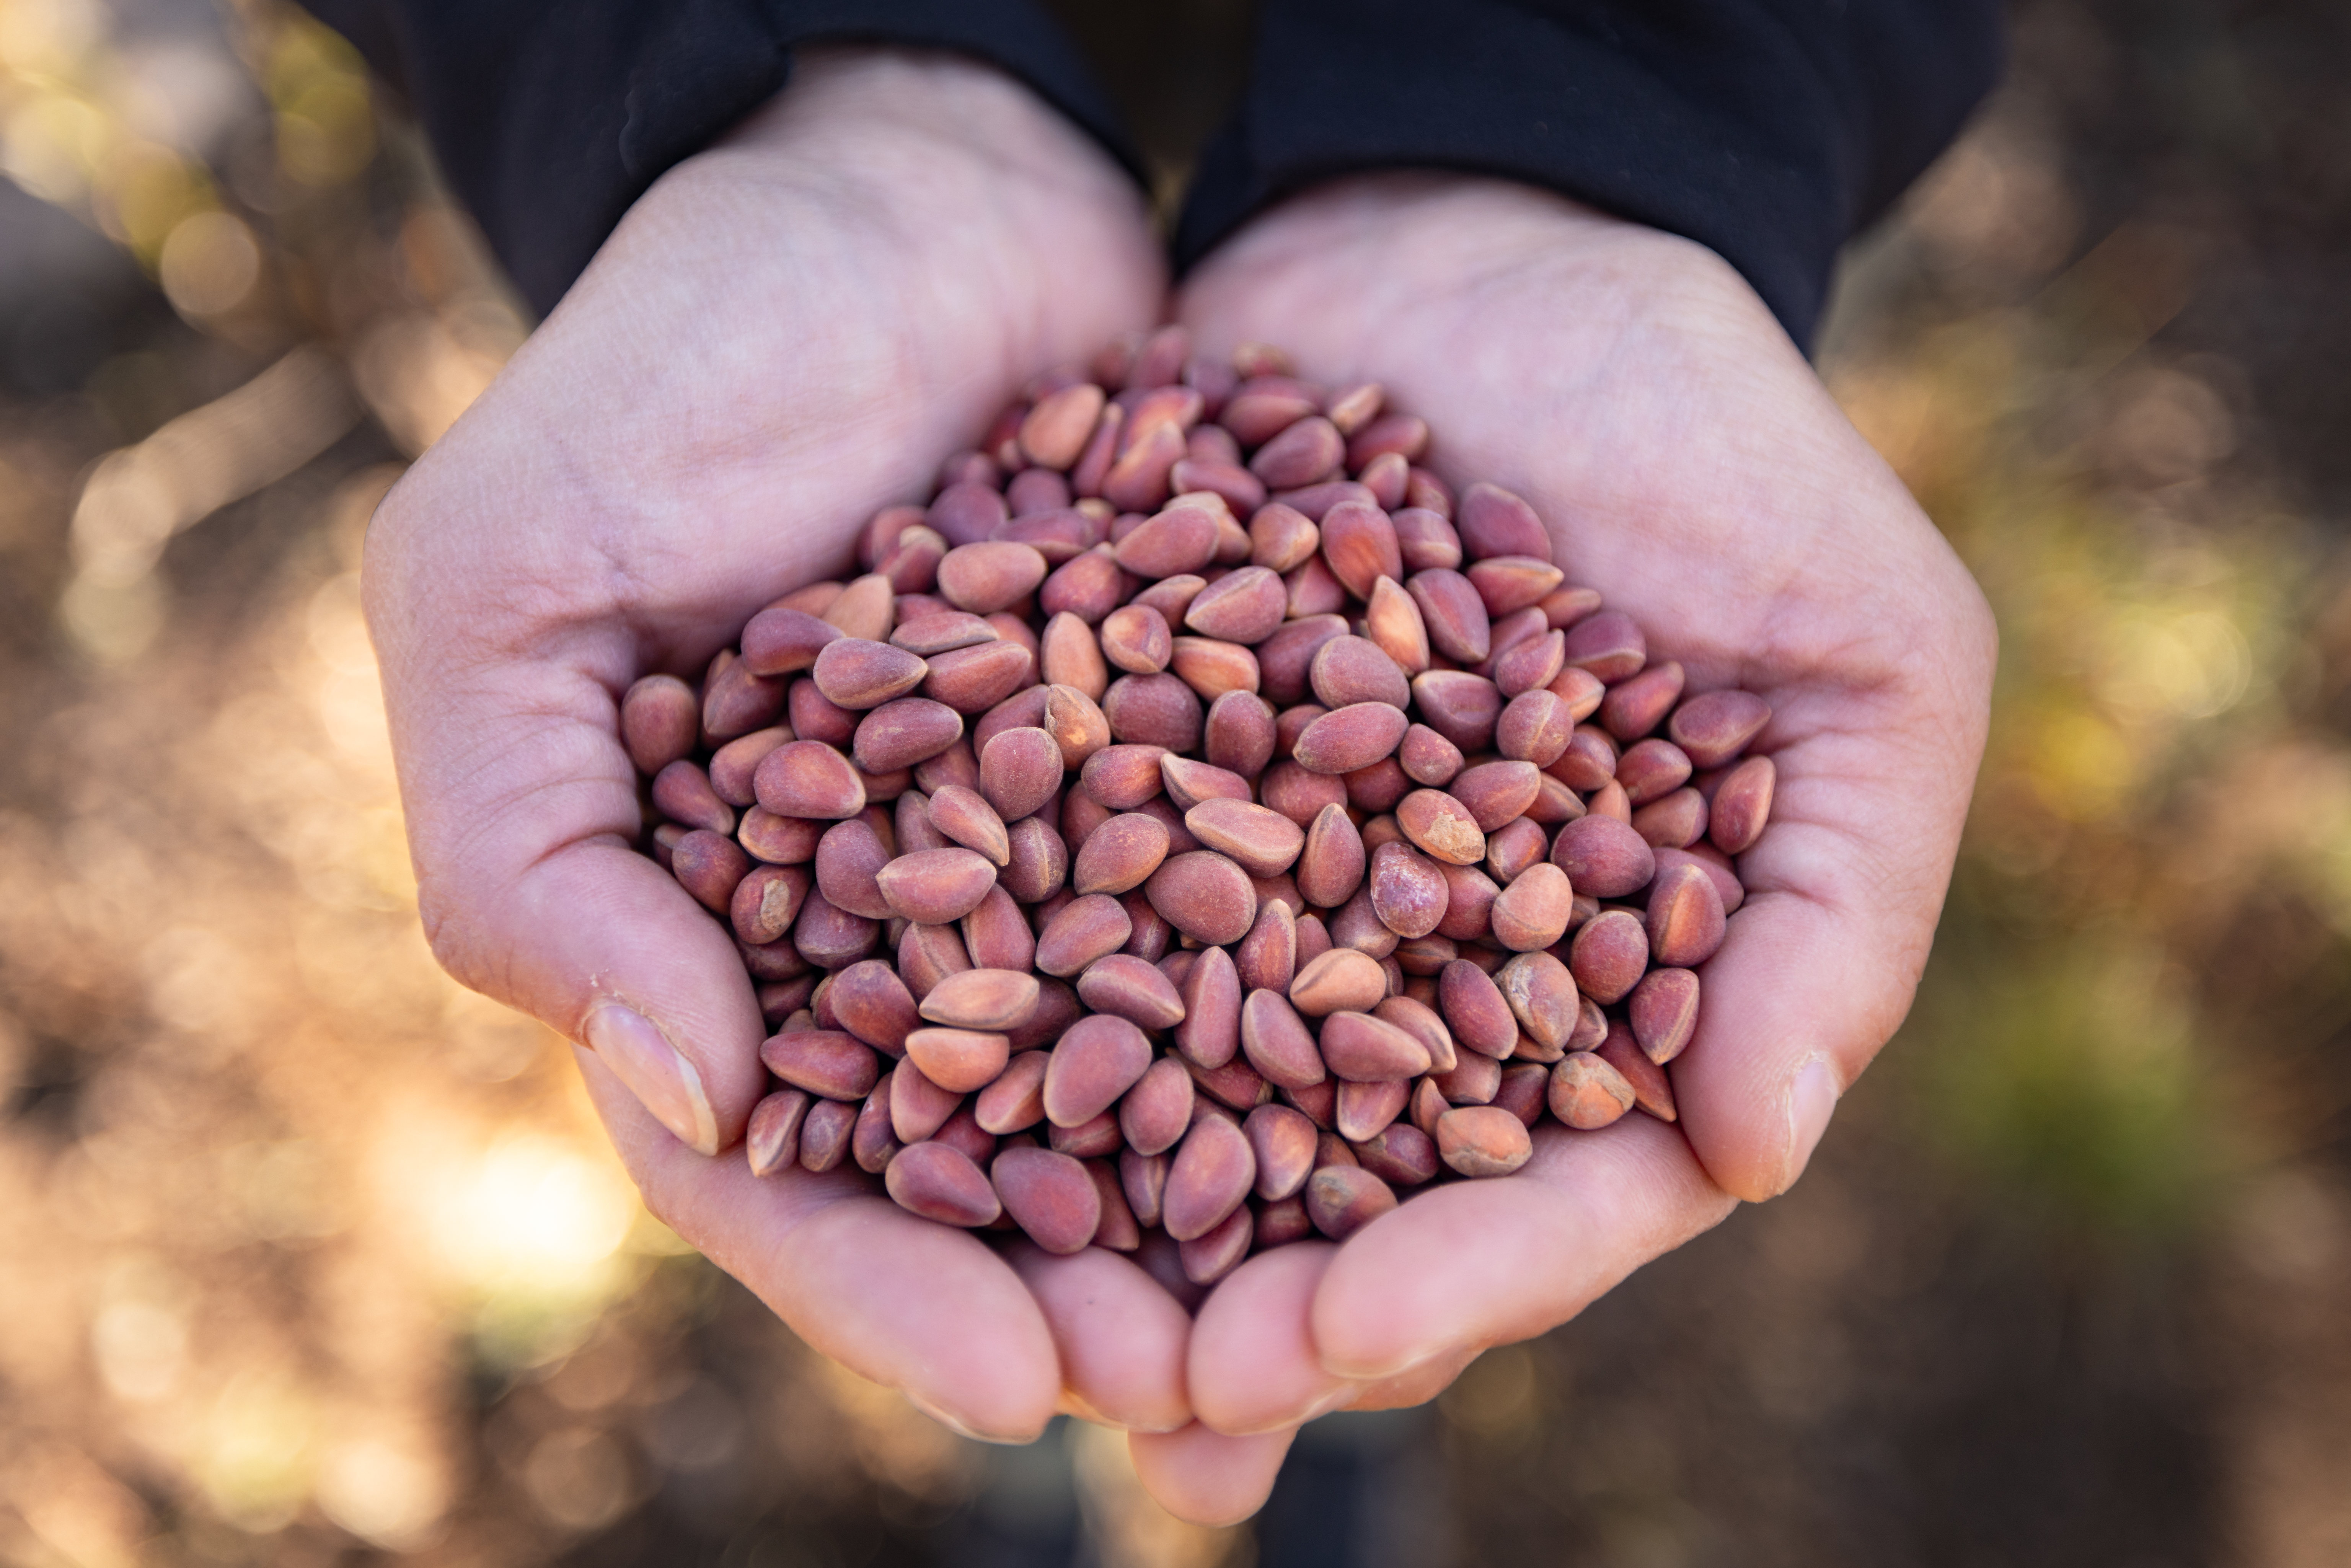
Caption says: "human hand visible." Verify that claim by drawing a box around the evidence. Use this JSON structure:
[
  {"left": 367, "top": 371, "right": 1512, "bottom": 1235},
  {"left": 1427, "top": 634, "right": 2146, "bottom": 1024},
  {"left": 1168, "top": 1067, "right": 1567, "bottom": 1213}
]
[
  {"left": 1133, "top": 175, "right": 1996, "bottom": 1520},
  {"left": 364, "top": 49, "right": 1189, "bottom": 1442}
]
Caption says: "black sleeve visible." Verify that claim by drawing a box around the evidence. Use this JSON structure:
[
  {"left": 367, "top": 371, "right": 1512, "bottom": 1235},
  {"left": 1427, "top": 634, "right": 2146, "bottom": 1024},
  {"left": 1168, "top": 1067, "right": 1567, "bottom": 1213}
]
[
  {"left": 303, "top": 0, "right": 1140, "bottom": 319},
  {"left": 1173, "top": 0, "right": 2005, "bottom": 348}
]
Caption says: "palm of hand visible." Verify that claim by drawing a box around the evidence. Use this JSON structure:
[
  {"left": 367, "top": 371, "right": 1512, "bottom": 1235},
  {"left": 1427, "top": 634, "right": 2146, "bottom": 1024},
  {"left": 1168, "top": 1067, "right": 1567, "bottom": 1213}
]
[
  {"left": 1146, "top": 176, "right": 1993, "bottom": 1505},
  {"left": 365, "top": 53, "right": 1185, "bottom": 1445}
]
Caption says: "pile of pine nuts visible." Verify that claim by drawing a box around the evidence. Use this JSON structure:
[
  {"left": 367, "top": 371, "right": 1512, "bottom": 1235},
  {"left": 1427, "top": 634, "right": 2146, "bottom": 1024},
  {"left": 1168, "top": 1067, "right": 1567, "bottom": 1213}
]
[{"left": 623, "top": 329, "right": 1773, "bottom": 1299}]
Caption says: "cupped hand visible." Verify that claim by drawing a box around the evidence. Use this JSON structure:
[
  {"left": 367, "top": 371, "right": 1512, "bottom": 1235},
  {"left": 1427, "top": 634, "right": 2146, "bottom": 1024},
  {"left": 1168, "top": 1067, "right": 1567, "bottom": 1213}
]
[
  {"left": 364, "top": 49, "right": 1185, "bottom": 1443},
  {"left": 1155, "top": 175, "right": 1996, "bottom": 1514}
]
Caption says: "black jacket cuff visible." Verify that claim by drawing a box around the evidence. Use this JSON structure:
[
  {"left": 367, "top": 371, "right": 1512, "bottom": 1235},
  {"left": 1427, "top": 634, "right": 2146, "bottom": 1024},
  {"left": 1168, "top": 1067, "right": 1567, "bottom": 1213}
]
[
  {"left": 307, "top": 0, "right": 1140, "bottom": 318},
  {"left": 1174, "top": 0, "right": 2003, "bottom": 347}
]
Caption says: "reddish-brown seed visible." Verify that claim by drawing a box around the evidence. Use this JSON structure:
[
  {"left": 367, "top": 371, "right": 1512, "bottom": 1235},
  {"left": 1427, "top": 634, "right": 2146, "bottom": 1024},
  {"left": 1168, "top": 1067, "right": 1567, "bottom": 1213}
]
[
  {"left": 1433, "top": 1050, "right": 1503, "bottom": 1105},
  {"left": 1409, "top": 670, "right": 1503, "bottom": 753},
  {"left": 1490, "top": 862, "right": 1574, "bottom": 951},
  {"left": 1306, "top": 1165, "right": 1397, "bottom": 1241},
  {"left": 1076, "top": 952, "right": 1186, "bottom": 1029},
  {"left": 1120, "top": 1056, "right": 1197, "bottom": 1157},
  {"left": 1549, "top": 1052, "right": 1636, "bottom": 1129},
  {"left": 1456, "top": 482, "right": 1553, "bottom": 562},
  {"left": 1368, "top": 839, "right": 1448, "bottom": 939},
  {"left": 1310, "top": 635, "right": 1412, "bottom": 710},
  {"left": 898, "top": 920, "right": 972, "bottom": 999},
  {"left": 730, "top": 863, "right": 809, "bottom": 945},
  {"left": 1180, "top": 797, "right": 1306, "bottom": 879},
  {"left": 866, "top": 846, "right": 994, "bottom": 924},
  {"left": 1495, "top": 689, "right": 1576, "bottom": 768},
  {"left": 709, "top": 726, "right": 791, "bottom": 807},
  {"left": 702, "top": 657, "right": 787, "bottom": 743},
  {"left": 1291, "top": 703, "right": 1410, "bottom": 775},
  {"left": 1670, "top": 689, "right": 1772, "bottom": 768},
  {"left": 1037, "top": 893, "right": 1134, "bottom": 976},
  {"left": 1563, "top": 611, "right": 1646, "bottom": 683},
  {"left": 1071, "top": 812, "right": 1172, "bottom": 895},
  {"left": 884, "top": 1141, "right": 999, "bottom": 1226},
  {"left": 828, "top": 960, "right": 919, "bottom": 1054},
  {"left": 924, "top": 782, "right": 1009, "bottom": 867},
  {"left": 1184, "top": 566, "right": 1288, "bottom": 644},
  {"left": 902, "top": 1027, "right": 1009, "bottom": 1095},
  {"left": 1233, "top": 902, "right": 1298, "bottom": 998},
  {"left": 1600, "top": 660, "right": 1686, "bottom": 741},
  {"left": 1145, "top": 851, "right": 1257, "bottom": 945},
  {"left": 918, "top": 968, "right": 1041, "bottom": 1032},
  {"left": 1394, "top": 789, "right": 1487, "bottom": 866},
  {"left": 1288, "top": 947, "right": 1388, "bottom": 1017},
  {"left": 1709, "top": 754, "right": 1775, "bottom": 855},
  {"left": 1631, "top": 786, "right": 1708, "bottom": 849},
  {"left": 1596, "top": 1017, "right": 1678, "bottom": 1122},
  {"left": 975, "top": 1049, "right": 1050, "bottom": 1134},
  {"left": 670, "top": 829, "right": 750, "bottom": 913},
  {"left": 621, "top": 674, "right": 700, "bottom": 773},
  {"left": 794, "top": 1097, "right": 854, "bottom": 1172},
  {"left": 1568, "top": 909, "right": 1650, "bottom": 1004},
  {"left": 1115, "top": 502, "right": 1221, "bottom": 579},
  {"left": 746, "top": 1089, "right": 810, "bottom": 1176},
  {"left": 1485, "top": 816, "right": 1549, "bottom": 883},
  {"left": 1616, "top": 738, "right": 1694, "bottom": 806},
  {"left": 761, "top": 1030, "right": 879, "bottom": 1101},
  {"left": 1243, "top": 1103, "right": 1320, "bottom": 1200},
  {"left": 1102, "top": 672, "right": 1204, "bottom": 751},
  {"left": 753, "top": 741, "right": 867, "bottom": 820},
  {"left": 1239, "top": 989, "right": 1326, "bottom": 1089},
  {"left": 1178, "top": 1203, "right": 1255, "bottom": 1285},
  {"left": 851, "top": 697, "right": 963, "bottom": 776},
  {"left": 1550, "top": 815, "right": 1657, "bottom": 898},
  {"left": 1435, "top": 1105, "right": 1534, "bottom": 1177},
  {"left": 978, "top": 725, "right": 1063, "bottom": 822},
  {"left": 937, "top": 541, "right": 1049, "bottom": 616},
  {"left": 1498, "top": 952, "right": 1581, "bottom": 1054},
  {"left": 1043, "top": 1013, "right": 1154, "bottom": 1127},
  {"left": 812, "top": 638, "right": 928, "bottom": 712},
  {"left": 1162, "top": 1113, "right": 1258, "bottom": 1240},
  {"left": 1020, "top": 382, "right": 1107, "bottom": 469},
  {"left": 992, "top": 1145, "right": 1102, "bottom": 1254},
  {"left": 1395, "top": 727, "right": 1463, "bottom": 791},
  {"left": 1493, "top": 1063, "right": 1549, "bottom": 1127},
  {"left": 1314, "top": 1009, "right": 1431, "bottom": 1087},
  {"left": 1647, "top": 862, "right": 1728, "bottom": 967},
  {"left": 1173, "top": 944, "right": 1243, "bottom": 1069},
  {"left": 1630, "top": 967, "right": 1701, "bottom": 1064}
]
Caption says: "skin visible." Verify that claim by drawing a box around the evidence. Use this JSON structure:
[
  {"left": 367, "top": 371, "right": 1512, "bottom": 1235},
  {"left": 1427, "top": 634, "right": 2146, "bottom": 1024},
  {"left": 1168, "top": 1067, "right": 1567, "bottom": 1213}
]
[
  {"left": 366, "top": 53, "right": 1994, "bottom": 1524},
  {"left": 1155, "top": 174, "right": 1997, "bottom": 1516},
  {"left": 364, "top": 50, "right": 1178, "bottom": 1443}
]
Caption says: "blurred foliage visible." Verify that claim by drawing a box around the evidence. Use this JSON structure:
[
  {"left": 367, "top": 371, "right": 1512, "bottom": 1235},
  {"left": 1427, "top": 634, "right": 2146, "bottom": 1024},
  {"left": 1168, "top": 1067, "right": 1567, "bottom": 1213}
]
[{"left": 5, "top": 0, "right": 2351, "bottom": 1565}]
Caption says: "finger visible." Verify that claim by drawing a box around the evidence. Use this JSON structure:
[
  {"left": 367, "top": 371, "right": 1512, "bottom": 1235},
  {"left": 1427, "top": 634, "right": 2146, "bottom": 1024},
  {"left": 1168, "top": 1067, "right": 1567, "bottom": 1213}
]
[
  {"left": 1187, "top": 1243, "right": 1363, "bottom": 1435},
  {"left": 1009, "top": 1244, "right": 1194, "bottom": 1434},
  {"left": 577, "top": 1046, "right": 1062, "bottom": 1441},
  {"left": 1339, "top": 1343, "right": 1479, "bottom": 1414},
  {"left": 1671, "top": 660, "right": 1985, "bottom": 1201},
  {"left": 1126, "top": 1424, "right": 1294, "bottom": 1527},
  {"left": 1309, "top": 1115, "right": 1734, "bottom": 1382},
  {"left": 379, "top": 642, "right": 768, "bottom": 1155}
]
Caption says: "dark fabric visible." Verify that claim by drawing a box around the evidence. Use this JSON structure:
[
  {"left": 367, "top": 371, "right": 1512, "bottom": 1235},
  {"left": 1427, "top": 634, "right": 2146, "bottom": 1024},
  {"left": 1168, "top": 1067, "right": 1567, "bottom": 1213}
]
[
  {"left": 303, "top": 0, "right": 1136, "bottom": 318},
  {"left": 1174, "top": 0, "right": 2005, "bottom": 346},
  {"left": 302, "top": 0, "right": 2003, "bottom": 343}
]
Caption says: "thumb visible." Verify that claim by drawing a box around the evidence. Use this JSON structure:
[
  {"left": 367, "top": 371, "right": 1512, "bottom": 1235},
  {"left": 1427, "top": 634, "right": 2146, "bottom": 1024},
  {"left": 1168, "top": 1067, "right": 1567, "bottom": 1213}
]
[{"left": 383, "top": 642, "right": 768, "bottom": 1154}]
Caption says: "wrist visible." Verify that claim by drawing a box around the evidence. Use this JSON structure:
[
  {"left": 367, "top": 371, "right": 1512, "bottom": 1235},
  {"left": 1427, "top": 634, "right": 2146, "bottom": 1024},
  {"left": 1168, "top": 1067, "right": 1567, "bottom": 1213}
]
[{"left": 1184, "top": 173, "right": 1776, "bottom": 358}]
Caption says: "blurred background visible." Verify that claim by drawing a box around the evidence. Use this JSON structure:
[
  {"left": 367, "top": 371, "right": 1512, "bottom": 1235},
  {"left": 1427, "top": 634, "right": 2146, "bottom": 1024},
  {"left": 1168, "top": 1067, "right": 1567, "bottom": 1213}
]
[{"left": 3, "top": 0, "right": 2350, "bottom": 1562}]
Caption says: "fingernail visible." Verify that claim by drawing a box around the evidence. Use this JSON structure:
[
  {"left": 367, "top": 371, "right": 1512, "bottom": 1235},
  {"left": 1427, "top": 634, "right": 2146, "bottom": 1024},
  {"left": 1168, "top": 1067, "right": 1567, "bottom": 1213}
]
[
  {"left": 1779, "top": 1057, "right": 1842, "bottom": 1195},
  {"left": 906, "top": 1390, "right": 1038, "bottom": 1446},
  {"left": 584, "top": 1003, "right": 719, "bottom": 1156}
]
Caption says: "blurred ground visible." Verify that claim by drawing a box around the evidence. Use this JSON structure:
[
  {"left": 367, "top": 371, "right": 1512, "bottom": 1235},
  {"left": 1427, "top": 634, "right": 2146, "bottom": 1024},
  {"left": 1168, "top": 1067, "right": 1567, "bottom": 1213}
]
[{"left": 4, "top": 1, "right": 2351, "bottom": 1564}]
